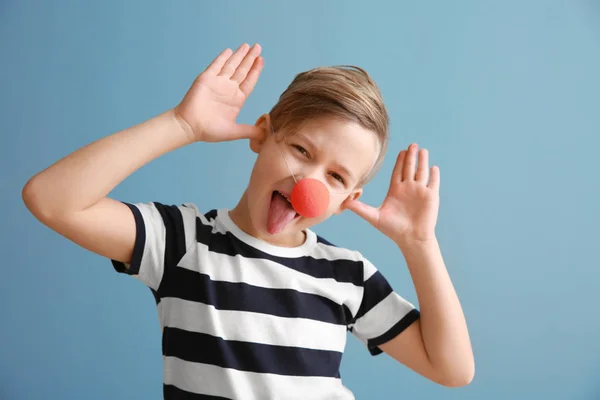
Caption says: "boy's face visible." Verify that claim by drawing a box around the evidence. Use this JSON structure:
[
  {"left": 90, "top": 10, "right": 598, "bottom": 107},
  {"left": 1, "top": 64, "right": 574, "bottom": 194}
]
[{"left": 231, "top": 114, "right": 380, "bottom": 247}]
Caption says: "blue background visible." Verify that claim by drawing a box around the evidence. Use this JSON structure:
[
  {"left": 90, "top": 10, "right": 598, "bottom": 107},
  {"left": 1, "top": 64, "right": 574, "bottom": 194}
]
[{"left": 2, "top": 1, "right": 599, "bottom": 399}]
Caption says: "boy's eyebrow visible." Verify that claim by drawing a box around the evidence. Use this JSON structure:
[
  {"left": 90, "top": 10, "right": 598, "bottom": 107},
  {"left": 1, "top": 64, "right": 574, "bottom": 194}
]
[{"left": 296, "top": 133, "right": 356, "bottom": 182}]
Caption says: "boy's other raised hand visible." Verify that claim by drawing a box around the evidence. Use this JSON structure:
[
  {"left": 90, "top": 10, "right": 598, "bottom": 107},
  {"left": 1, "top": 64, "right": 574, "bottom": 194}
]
[
  {"left": 345, "top": 144, "right": 441, "bottom": 247},
  {"left": 174, "top": 43, "right": 265, "bottom": 143}
]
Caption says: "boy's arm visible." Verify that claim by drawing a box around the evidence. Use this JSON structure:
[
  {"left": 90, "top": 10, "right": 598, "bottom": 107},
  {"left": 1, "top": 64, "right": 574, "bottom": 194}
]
[
  {"left": 346, "top": 144, "right": 474, "bottom": 387},
  {"left": 378, "top": 238, "right": 474, "bottom": 387},
  {"left": 22, "top": 110, "right": 194, "bottom": 264},
  {"left": 22, "top": 43, "right": 264, "bottom": 265}
]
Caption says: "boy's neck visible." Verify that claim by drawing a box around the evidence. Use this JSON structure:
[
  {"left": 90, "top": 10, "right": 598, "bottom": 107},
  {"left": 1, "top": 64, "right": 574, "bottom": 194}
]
[{"left": 229, "top": 191, "right": 307, "bottom": 248}]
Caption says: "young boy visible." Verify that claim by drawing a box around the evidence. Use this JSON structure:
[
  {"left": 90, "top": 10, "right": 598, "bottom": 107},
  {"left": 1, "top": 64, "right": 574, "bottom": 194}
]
[{"left": 22, "top": 43, "right": 474, "bottom": 399}]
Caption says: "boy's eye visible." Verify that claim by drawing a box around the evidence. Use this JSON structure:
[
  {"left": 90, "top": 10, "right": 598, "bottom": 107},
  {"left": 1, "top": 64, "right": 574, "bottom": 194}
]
[
  {"left": 331, "top": 173, "right": 345, "bottom": 185},
  {"left": 293, "top": 145, "right": 309, "bottom": 158}
]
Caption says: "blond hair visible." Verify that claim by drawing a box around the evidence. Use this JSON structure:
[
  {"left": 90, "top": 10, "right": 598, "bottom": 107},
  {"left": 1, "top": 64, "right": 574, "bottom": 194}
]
[{"left": 269, "top": 65, "right": 389, "bottom": 186}]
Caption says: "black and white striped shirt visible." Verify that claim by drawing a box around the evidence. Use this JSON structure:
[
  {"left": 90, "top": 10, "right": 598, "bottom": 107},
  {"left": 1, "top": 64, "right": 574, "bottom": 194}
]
[{"left": 111, "top": 202, "right": 419, "bottom": 399}]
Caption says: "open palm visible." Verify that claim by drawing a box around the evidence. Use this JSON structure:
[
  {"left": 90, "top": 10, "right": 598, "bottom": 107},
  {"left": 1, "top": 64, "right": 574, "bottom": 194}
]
[
  {"left": 175, "top": 43, "right": 264, "bottom": 142},
  {"left": 346, "top": 144, "right": 440, "bottom": 245}
]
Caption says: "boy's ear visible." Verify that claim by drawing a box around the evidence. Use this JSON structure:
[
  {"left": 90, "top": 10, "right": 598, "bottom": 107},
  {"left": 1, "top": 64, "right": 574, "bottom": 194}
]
[
  {"left": 335, "top": 189, "right": 363, "bottom": 215},
  {"left": 250, "top": 113, "right": 271, "bottom": 154}
]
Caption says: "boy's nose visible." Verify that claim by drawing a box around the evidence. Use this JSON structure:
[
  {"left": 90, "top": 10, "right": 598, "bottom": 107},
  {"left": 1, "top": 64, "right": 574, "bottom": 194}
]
[{"left": 292, "top": 166, "right": 324, "bottom": 184}]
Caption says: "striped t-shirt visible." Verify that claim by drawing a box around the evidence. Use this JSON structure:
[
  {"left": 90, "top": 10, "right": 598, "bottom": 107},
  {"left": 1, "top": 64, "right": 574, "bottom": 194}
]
[{"left": 111, "top": 202, "right": 419, "bottom": 399}]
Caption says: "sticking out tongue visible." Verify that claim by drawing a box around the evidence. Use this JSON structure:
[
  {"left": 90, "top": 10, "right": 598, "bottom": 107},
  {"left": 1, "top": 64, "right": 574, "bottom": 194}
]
[{"left": 267, "top": 192, "right": 298, "bottom": 235}]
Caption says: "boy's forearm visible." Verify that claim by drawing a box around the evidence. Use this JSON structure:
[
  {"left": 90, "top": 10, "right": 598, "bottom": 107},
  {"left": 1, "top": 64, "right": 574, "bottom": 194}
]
[
  {"left": 398, "top": 237, "right": 474, "bottom": 381},
  {"left": 23, "top": 108, "right": 194, "bottom": 217}
]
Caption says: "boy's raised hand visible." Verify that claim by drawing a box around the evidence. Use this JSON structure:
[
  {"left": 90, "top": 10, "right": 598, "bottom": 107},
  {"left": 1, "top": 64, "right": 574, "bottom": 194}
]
[
  {"left": 174, "top": 43, "right": 265, "bottom": 143},
  {"left": 345, "top": 144, "right": 441, "bottom": 247}
]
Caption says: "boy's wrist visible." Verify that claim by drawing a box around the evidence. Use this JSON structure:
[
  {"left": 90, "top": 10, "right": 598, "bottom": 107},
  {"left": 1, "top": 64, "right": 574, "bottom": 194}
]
[
  {"left": 395, "top": 235, "right": 439, "bottom": 255},
  {"left": 170, "top": 107, "right": 200, "bottom": 145}
]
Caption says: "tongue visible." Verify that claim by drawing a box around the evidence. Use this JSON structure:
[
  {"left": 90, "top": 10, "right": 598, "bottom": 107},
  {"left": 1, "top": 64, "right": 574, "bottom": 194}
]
[{"left": 267, "top": 192, "right": 297, "bottom": 235}]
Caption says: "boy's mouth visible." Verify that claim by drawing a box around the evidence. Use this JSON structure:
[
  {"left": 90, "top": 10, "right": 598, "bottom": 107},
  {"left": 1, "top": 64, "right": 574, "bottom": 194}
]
[{"left": 266, "top": 191, "right": 299, "bottom": 235}]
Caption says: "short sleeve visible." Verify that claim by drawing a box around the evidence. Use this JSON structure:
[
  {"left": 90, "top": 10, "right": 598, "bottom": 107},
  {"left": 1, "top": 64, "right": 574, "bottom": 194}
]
[
  {"left": 110, "top": 202, "right": 198, "bottom": 291},
  {"left": 349, "top": 256, "right": 420, "bottom": 356}
]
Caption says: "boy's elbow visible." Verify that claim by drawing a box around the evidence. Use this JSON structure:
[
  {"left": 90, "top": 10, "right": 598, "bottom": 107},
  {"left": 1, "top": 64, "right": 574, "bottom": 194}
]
[
  {"left": 438, "top": 365, "right": 475, "bottom": 388},
  {"left": 22, "top": 178, "right": 53, "bottom": 222},
  {"left": 22, "top": 180, "right": 39, "bottom": 214},
  {"left": 441, "top": 373, "right": 474, "bottom": 388}
]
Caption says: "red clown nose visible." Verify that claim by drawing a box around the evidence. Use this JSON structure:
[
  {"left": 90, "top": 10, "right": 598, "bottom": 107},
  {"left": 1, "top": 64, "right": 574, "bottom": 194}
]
[{"left": 290, "top": 178, "right": 330, "bottom": 218}]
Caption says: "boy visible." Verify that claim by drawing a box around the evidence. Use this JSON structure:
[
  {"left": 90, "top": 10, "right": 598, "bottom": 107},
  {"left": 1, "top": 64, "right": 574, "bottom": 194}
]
[{"left": 22, "top": 43, "right": 474, "bottom": 399}]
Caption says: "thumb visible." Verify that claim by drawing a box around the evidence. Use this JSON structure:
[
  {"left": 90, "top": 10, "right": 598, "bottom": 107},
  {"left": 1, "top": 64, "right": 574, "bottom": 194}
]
[
  {"left": 345, "top": 199, "right": 380, "bottom": 227},
  {"left": 230, "top": 124, "right": 263, "bottom": 141}
]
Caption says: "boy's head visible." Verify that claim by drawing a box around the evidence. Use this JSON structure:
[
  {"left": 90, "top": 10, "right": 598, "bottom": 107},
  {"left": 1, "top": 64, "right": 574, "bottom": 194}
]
[
  {"left": 231, "top": 65, "right": 389, "bottom": 246},
  {"left": 266, "top": 65, "right": 390, "bottom": 185}
]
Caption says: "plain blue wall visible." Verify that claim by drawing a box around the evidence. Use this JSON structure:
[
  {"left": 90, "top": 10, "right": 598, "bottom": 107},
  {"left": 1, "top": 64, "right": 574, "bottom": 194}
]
[{"left": 2, "top": 1, "right": 599, "bottom": 399}]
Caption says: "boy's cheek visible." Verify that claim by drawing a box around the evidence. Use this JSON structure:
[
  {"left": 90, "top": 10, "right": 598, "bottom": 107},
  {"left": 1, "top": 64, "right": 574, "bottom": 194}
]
[
  {"left": 315, "top": 202, "right": 343, "bottom": 220},
  {"left": 329, "top": 195, "right": 350, "bottom": 215}
]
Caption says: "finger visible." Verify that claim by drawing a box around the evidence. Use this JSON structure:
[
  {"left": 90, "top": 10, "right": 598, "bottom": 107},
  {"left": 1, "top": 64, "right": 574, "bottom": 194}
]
[
  {"left": 240, "top": 56, "right": 264, "bottom": 97},
  {"left": 219, "top": 43, "right": 251, "bottom": 78},
  {"left": 429, "top": 165, "right": 440, "bottom": 192},
  {"left": 391, "top": 150, "right": 406, "bottom": 184},
  {"left": 402, "top": 143, "right": 418, "bottom": 181},
  {"left": 345, "top": 199, "right": 380, "bottom": 227},
  {"left": 205, "top": 48, "right": 233, "bottom": 75},
  {"left": 415, "top": 148, "right": 429, "bottom": 183},
  {"left": 231, "top": 43, "right": 262, "bottom": 84}
]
